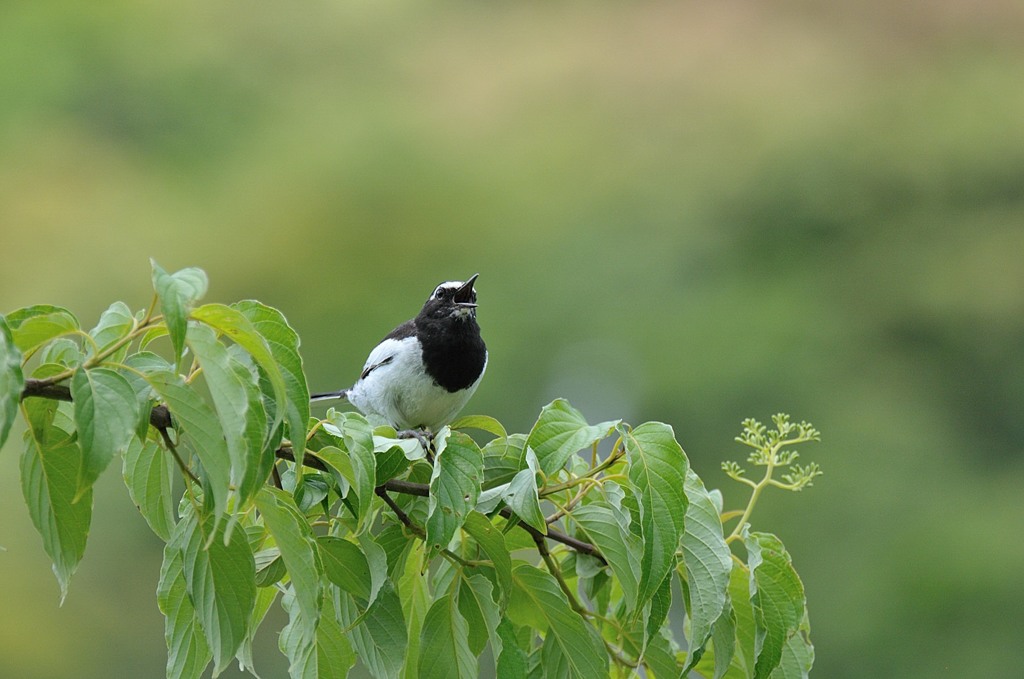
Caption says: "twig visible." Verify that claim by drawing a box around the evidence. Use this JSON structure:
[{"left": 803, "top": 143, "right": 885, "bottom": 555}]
[
  {"left": 157, "top": 426, "right": 201, "bottom": 485},
  {"left": 531, "top": 529, "right": 586, "bottom": 614},
  {"left": 374, "top": 486, "right": 479, "bottom": 568}
]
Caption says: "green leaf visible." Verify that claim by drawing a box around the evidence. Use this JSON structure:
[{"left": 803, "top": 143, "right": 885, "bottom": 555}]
[
  {"left": 280, "top": 588, "right": 356, "bottom": 679},
  {"left": 256, "top": 488, "right": 323, "bottom": 652},
  {"left": 190, "top": 303, "right": 288, "bottom": 435},
  {"left": 234, "top": 300, "right": 309, "bottom": 463},
  {"left": 619, "top": 421, "right": 689, "bottom": 609},
  {"left": 770, "top": 614, "right": 813, "bottom": 679},
  {"left": 501, "top": 447, "right": 546, "bottom": 532},
  {"left": 158, "top": 524, "right": 213, "bottom": 679},
  {"left": 254, "top": 549, "right": 286, "bottom": 588},
  {"left": 313, "top": 445, "right": 353, "bottom": 500},
  {"left": 419, "top": 593, "right": 477, "bottom": 679},
  {"left": 180, "top": 513, "right": 257, "bottom": 674},
  {"left": 319, "top": 536, "right": 372, "bottom": 600},
  {"left": 187, "top": 324, "right": 254, "bottom": 504},
  {"left": 397, "top": 541, "right": 431, "bottom": 679},
  {"left": 236, "top": 583, "right": 279, "bottom": 676},
  {"left": 6, "top": 304, "right": 80, "bottom": 354},
  {"left": 120, "top": 351, "right": 172, "bottom": 438},
  {"left": 508, "top": 564, "right": 608, "bottom": 678},
  {"left": 327, "top": 411, "right": 376, "bottom": 531},
  {"left": 88, "top": 301, "right": 134, "bottom": 354},
  {"left": 645, "top": 570, "right": 673, "bottom": 652},
  {"left": 449, "top": 414, "right": 507, "bottom": 439},
  {"left": 122, "top": 437, "right": 175, "bottom": 540},
  {"left": 461, "top": 510, "right": 513, "bottom": 605},
  {"left": 744, "top": 531, "right": 806, "bottom": 679},
  {"left": 0, "top": 314, "right": 25, "bottom": 449},
  {"left": 425, "top": 429, "right": 483, "bottom": 556},
  {"left": 39, "top": 337, "right": 82, "bottom": 367},
  {"left": 641, "top": 628, "right": 682, "bottom": 678},
  {"left": 20, "top": 398, "right": 91, "bottom": 603},
  {"left": 730, "top": 561, "right": 756, "bottom": 676},
  {"left": 680, "top": 467, "right": 733, "bottom": 671},
  {"left": 145, "top": 370, "right": 232, "bottom": 519},
  {"left": 708, "top": 603, "right": 740, "bottom": 679},
  {"left": 343, "top": 582, "right": 408, "bottom": 679},
  {"left": 572, "top": 500, "right": 641, "bottom": 611},
  {"left": 495, "top": 619, "right": 528, "bottom": 679},
  {"left": 526, "top": 399, "right": 618, "bottom": 476},
  {"left": 71, "top": 367, "right": 139, "bottom": 496},
  {"left": 457, "top": 573, "right": 501, "bottom": 658},
  {"left": 482, "top": 433, "right": 525, "bottom": 489},
  {"left": 151, "top": 261, "right": 208, "bottom": 364}
]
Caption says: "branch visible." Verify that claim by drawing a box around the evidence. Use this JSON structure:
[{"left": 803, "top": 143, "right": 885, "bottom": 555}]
[
  {"left": 20, "top": 379, "right": 606, "bottom": 564},
  {"left": 21, "top": 378, "right": 172, "bottom": 429}
]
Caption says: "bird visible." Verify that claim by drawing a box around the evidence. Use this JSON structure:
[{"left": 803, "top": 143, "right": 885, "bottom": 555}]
[{"left": 310, "top": 275, "right": 487, "bottom": 433}]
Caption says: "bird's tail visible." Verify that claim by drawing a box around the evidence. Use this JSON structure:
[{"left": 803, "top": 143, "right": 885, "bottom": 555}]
[{"left": 309, "top": 389, "right": 349, "bottom": 403}]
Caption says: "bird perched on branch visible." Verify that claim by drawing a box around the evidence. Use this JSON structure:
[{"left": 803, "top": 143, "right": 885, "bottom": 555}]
[{"left": 311, "top": 275, "right": 487, "bottom": 433}]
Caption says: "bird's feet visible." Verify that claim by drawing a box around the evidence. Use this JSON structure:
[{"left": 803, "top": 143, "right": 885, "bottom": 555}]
[{"left": 397, "top": 428, "right": 434, "bottom": 459}]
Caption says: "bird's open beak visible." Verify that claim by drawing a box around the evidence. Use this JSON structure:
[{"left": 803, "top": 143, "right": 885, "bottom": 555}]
[{"left": 453, "top": 274, "right": 479, "bottom": 307}]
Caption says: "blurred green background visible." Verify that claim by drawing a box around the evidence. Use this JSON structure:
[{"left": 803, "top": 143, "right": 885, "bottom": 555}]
[{"left": 2, "top": 1, "right": 1023, "bottom": 677}]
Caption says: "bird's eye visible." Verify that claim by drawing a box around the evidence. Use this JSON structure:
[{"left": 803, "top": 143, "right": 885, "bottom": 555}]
[{"left": 434, "top": 288, "right": 446, "bottom": 299}]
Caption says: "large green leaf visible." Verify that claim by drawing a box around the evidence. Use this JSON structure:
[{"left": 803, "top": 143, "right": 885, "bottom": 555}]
[
  {"left": 771, "top": 614, "right": 813, "bottom": 679},
  {"left": 680, "top": 467, "right": 733, "bottom": 671},
  {"left": 501, "top": 447, "right": 546, "bottom": 532},
  {"left": 0, "top": 314, "right": 24, "bottom": 449},
  {"left": 495, "top": 620, "right": 528, "bottom": 679},
  {"left": 327, "top": 411, "right": 376, "bottom": 531},
  {"left": 234, "top": 300, "right": 309, "bottom": 459},
  {"left": 706, "top": 603, "right": 740, "bottom": 679},
  {"left": 482, "top": 433, "right": 525, "bottom": 489},
  {"left": 425, "top": 430, "right": 483, "bottom": 556},
  {"left": 151, "top": 261, "right": 208, "bottom": 364},
  {"left": 343, "top": 582, "right": 407, "bottom": 679},
  {"left": 525, "top": 399, "right": 618, "bottom": 476},
  {"left": 280, "top": 589, "right": 355, "bottom": 679},
  {"left": 508, "top": 563, "right": 608, "bottom": 678},
  {"left": 158, "top": 523, "right": 213, "bottom": 679},
  {"left": 88, "top": 301, "right": 134, "bottom": 355},
  {"left": 180, "top": 514, "right": 257, "bottom": 674},
  {"left": 256, "top": 487, "right": 323, "bottom": 652},
  {"left": 573, "top": 499, "right": 641, "bottom": 611},
  {"left": 187, "top": 324, "right": 253, "bottom": 503},
  {"left": 190, "top": 303, "right": 288, "bottom": 441},
  {"left": 730, "top": 561, "right": 756, "bottom": 676},
  {"left": 418, "top": 593, "right": 477, "bottom": 679},
  {"left": 20, "top": 398, "right": 91, "bottom": 603},
  {"left": 122, "top": 437, "right": 175, "bottom": 540},
  {"left": 318, "top": 536, "right": 372, "bottom": 601},
  {"left": 71, "top": 367, "right": 139, "bottom": 497},
  {"left": 461, "top": 510, "right": 513, "bottom": 605},
  {"left": 397, "top": 541, "right": 431, "bottom": 679},
  {"left": 231, "top": 349, "right": 275, "bottom": 503},
  {"left": 5, "top": 304, "right": 80, "bottom": 354},
  {"left": 145, "top": 370, "right": 231, "bottom": 519},
  {"left": 450, "top": 414, "right": 508, "bottom": 439},
  {"left": 745, "top": 531, "right": 806, "bottom": 679},
  {"left": 619, "top": 421, "right": 689, "bottom": 609},
  {"left": 456, "top": 573, "right": 501, "bottom": 658}
]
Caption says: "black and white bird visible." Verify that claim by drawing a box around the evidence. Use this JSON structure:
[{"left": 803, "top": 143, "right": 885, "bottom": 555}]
[{"left": 310, "top": 275, "right": 487, "bottom": 432}]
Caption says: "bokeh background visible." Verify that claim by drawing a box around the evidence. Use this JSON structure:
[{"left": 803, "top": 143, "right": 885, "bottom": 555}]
[{"left": 2, "top": 1, "right": 1023, "bottom": 677}]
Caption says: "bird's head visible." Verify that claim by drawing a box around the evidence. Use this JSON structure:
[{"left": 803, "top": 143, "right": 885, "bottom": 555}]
[{"left": 420, "top": 274, "right": 479, "bottom": 322}]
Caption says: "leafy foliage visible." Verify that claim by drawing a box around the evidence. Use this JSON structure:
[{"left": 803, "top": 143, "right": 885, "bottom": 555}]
[{"left": 0, "top": 264, "right": 823, "bottom": 678}]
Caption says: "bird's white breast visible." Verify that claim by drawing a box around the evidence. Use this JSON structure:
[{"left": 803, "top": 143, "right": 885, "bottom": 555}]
[{"left": 346, "top": 336, "right": 486, "bottom": 431}]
